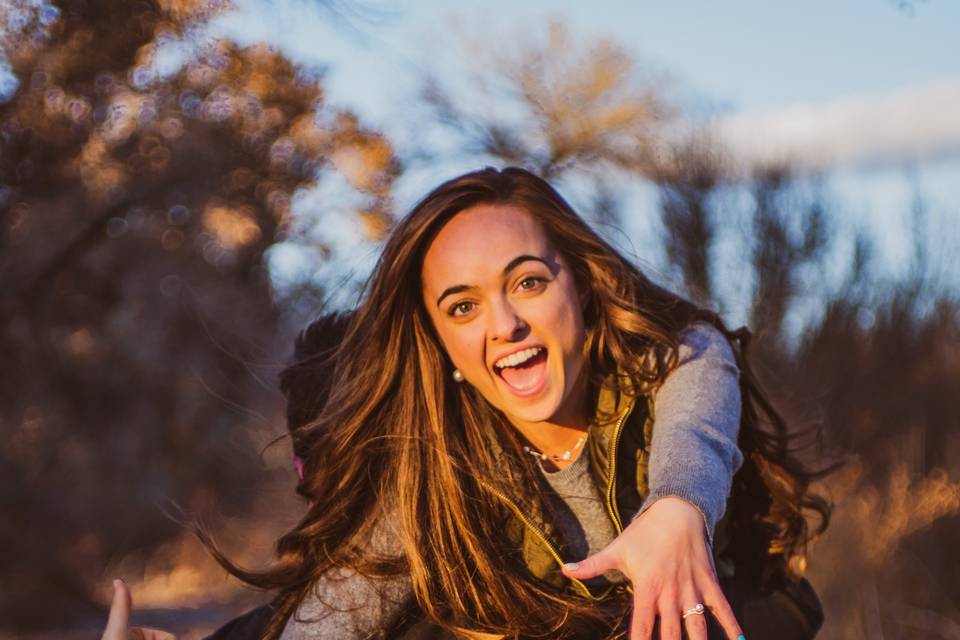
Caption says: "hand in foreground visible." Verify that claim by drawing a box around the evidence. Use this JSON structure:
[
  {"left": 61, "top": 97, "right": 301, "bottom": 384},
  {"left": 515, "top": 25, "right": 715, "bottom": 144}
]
[
  {"left": 562, "top": 497, "right": 744, "bottom": 640},
  {"left": 101, "top": 579, "right": 176, "bottom": 640}
]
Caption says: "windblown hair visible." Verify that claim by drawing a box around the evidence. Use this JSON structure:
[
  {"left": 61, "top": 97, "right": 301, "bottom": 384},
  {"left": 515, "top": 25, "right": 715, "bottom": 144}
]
[
  {"left": 280, "top": 311, "right": 352, "bottom": 435},
  {"left": 204, "top": 167, "right": 830, "bottom": 639},
  {"left": 277, "top": 311, "right": 352, "bottom": 499}
]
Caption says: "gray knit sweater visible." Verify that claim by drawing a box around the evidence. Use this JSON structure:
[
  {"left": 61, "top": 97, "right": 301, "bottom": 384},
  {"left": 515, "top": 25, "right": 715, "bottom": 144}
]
[{"left": 280, "top": 322, "right": 743, "bottom": 639}]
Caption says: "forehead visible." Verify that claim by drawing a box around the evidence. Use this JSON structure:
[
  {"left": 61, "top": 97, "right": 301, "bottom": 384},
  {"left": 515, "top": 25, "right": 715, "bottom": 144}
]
[{"left": 421, "top": 204, "right": 552, "bottom": 289}]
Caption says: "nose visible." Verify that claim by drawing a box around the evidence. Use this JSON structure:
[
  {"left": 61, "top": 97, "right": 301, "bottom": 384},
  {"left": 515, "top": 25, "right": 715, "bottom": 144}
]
[{"left": 488, "top": 296, "right": 528, "bottom": 342}]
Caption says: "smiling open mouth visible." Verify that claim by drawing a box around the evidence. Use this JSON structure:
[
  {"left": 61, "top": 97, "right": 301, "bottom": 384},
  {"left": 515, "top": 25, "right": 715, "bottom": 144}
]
[{"left": 494, "top": 347, "right": 548, "bottom": 395}]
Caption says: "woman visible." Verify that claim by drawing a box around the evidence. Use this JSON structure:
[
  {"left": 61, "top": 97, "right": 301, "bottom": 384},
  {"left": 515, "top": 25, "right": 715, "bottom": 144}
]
[{"left": 106, "top": 166, "right": 827, "bottom": 639}]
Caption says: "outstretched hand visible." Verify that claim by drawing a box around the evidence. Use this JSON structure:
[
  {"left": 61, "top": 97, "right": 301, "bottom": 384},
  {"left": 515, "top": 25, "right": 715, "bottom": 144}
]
[
  {"left": 562, "top": 497, "right": 744, "bottom": 640},
  {"left": 101, "top": 579, "right": 176, "bottom": 640}
]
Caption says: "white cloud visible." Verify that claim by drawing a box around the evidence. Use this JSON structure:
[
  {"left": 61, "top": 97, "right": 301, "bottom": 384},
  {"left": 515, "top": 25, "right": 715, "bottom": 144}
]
[{"left": 716, "top": 78, "right": 960, "bottom": 171}]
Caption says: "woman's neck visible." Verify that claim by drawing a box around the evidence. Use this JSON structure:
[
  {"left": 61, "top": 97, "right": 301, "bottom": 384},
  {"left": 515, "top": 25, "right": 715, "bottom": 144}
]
[{"left": 509, "top": 369, "right": 591, "bottom": 470}]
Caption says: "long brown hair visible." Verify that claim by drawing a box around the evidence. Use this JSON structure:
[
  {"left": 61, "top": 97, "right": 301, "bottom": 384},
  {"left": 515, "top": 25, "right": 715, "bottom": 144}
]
[{"left": 203, "top": 166, "right": 830, "bottom": 639}]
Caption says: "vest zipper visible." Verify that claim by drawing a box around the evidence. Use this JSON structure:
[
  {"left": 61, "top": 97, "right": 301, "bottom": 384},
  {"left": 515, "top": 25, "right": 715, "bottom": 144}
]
[
  {"left": 478, "top": 395, "right": 638, "bottom": 601},
  {"left": 604, "top": 401, "right": 635, "bottom": 535},
  {"left": 479, "top": 479, "right": 600, "bottom": 600},
  {"left": 598, "top": 399, "right": 638, "bottom": 600}
]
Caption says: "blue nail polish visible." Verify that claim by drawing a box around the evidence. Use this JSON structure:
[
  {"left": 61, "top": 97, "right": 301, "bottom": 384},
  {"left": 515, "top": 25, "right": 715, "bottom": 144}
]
[{"left": 737, "top": 635, "right": 746, "bottom": 640}]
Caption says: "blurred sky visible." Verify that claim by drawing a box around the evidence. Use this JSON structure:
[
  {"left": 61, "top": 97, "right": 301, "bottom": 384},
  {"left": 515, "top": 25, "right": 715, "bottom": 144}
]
[
  {"left": 213, "top": 0, "right": 960, "bottom": 123},
  {"left": 208, "top": 0, "right": 960, "bottom": 302}
]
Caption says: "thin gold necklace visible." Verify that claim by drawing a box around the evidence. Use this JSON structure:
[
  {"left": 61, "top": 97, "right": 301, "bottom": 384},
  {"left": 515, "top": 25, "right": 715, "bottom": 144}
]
[{"left": 522, "top": 434, "right": 587, "bottom": 463}]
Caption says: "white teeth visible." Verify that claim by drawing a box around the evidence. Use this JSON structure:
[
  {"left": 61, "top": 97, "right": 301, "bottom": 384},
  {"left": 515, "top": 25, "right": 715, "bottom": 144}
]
[{"left": 494, "top": 347, "right": 542, "bottom": 369}]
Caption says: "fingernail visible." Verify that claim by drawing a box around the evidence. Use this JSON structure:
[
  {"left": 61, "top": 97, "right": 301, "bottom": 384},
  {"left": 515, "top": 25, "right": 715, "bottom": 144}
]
[
  {"left": 737, "top": 635, "right": 746, "bottom": 640},
  {"left": 562, "top": 562, "right": 579, "bottom": 571}
]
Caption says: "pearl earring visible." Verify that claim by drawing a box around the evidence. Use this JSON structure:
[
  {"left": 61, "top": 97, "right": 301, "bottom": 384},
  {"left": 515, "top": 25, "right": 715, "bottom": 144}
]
[{"left": 452, "top": 369, "right": 464, "bottom": 382}]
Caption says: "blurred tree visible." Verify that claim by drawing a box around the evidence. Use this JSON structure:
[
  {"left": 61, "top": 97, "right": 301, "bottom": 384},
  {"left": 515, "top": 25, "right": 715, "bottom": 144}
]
[
  {"left": 747, "top": 165, "right": 827, "bottom": 344},
  {"left": 0, "top": 0, "right": 398, "bottom": 631},
  {"left": 652, "top": 139, "right": 960, "bottom": 638},
  {"left": 417, "top": 18, "right": 674, "bottom": 193},
  {"left": 653, "top": 143, "right": 960, "bottom": 636},
  {"left": 652, "top": 134, "right": 726, "bottom": 303}
]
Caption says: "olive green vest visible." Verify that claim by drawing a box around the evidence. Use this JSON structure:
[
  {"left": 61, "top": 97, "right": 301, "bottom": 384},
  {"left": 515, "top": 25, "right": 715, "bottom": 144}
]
[{"left": 494, "top": 375, "right": 654, "bottom": 600}]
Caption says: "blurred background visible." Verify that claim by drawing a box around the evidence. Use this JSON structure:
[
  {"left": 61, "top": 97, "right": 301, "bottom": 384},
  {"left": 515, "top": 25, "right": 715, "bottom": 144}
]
[{"left": 1, "top": 0, "right": 958, "bottom": 638}]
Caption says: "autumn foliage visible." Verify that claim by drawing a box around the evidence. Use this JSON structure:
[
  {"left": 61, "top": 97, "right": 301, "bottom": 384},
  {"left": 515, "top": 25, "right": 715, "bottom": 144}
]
[{"left": 1, "top": 4, "right": 957, "bottom": 638}]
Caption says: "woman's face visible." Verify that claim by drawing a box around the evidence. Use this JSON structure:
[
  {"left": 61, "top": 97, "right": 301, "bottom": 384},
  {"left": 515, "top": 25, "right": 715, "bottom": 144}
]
[{"left": 421, "top": 203, "right": 588, "bottom": 429}]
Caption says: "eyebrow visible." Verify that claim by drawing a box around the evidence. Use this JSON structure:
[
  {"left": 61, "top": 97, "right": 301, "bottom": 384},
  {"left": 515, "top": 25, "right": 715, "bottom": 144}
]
[{"left": 435, "top": 254, "right": 549, "bottom": 308}]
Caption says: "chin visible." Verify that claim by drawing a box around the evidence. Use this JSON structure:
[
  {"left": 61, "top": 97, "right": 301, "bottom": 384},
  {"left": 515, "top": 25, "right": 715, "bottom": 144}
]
[{"left": 501, "top": 393, "right": 563, "bottom": 425}]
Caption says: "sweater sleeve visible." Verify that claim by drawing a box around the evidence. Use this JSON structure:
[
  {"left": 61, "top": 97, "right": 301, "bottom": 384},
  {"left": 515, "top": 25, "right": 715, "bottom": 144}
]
[
  {"left": 631, "top": 322, "right": 744, "bottom": 546},
  {"left": 279, "top": 511, "right": 413, "bottom": 640}
]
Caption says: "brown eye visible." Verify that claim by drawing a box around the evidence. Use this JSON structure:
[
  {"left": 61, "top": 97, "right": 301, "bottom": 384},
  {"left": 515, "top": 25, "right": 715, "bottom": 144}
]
[
  {"left": 518, "top": 276, "right": 545, "bottom": 291},
  {"left": 449, "top": 300, "right": 475, "bottom": 317}
]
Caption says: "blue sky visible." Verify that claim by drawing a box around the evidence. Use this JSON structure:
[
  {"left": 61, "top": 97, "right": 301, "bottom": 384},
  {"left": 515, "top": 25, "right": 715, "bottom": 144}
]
[
  {"left": 211, "top": 0, "right": 959, "bottom": 311},
  {"left": 215, "top": 0, "right": 960, "bottom": 120},
  {"left": 213, "top": 0, "right": 960, "bottom": 182},
  {"left": 565, "top": 0, "right": 960, "bottom": 111}
]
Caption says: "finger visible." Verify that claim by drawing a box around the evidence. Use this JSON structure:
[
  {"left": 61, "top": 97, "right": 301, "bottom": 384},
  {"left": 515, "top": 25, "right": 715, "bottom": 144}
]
[
  {"left": 101, "top": 579, "right": 131, "bottom": 640},
  {"left": 680, "top": 590, "right": 708, "bottom": 640},
  {"left": 701, "top": 580, "right": 743, "bottom": 640},
  {"left": 629, "top": 592, "right": 655, "bottom": 640},
  {"left": 561, "top": 548, "right": 616, "bottom": 581},
  {"left": 656, "top": 605, "right": 682, "bottom": 640}
]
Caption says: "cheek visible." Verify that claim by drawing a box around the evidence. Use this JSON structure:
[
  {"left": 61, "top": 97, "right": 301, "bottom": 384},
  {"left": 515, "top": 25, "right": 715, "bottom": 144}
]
[
  {"left": 435, "top": 324, "right": 485, "bottom": 373},
  {"left": 550, "top": 285, "right": 587, "bottom": 351}
]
